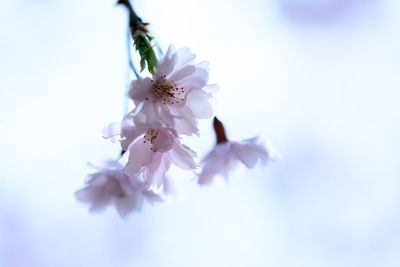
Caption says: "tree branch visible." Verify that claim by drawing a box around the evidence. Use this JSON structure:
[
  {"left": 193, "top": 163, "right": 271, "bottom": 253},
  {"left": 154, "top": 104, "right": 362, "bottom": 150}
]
[{"left": 117, "top": 0, "right": 149, "bottom": 36}]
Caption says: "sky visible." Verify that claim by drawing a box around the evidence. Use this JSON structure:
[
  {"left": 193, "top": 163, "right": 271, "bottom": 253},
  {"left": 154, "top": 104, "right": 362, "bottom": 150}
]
[{"left": 1, "top": 0, "right": 400, "bottom": 266}]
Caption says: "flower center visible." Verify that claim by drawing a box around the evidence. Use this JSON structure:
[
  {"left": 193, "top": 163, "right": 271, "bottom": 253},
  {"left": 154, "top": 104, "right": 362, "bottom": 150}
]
[
  {"left": 152, "top": 75, "right": 185, "bottom": 105},
  {"left": 144, "top": 128, "right": 158, "bottom": 145}
]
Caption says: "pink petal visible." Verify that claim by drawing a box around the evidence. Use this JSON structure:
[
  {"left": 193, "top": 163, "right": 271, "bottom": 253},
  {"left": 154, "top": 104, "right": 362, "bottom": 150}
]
[
  {"left": 153, "top": 128, "right": 175, "bottom": 152},
  {"left": 125, "top": 139, "right": 154, "bottom": 175},
  {"left": 171, "top": 106, "right": 199, "bottom": 136},
  {"left": 143, "top": 189, "right": 164, "bottom": 203},
  {"left": 231, "top": 142, "right": 260, "bottom": 168},
  {"left": 204, "top": 84, "right": 219, "bottom": 94},
  {"left": 120, "top": 122, "right": 147, "bottom": 150},
  {"left": 169, "top": 65, "right": 195, "bottom": 81},
  {"left": 155, "top": 45, "right": 177, "bottom": 77},
  {"left": 115, "top": 194, "right": 144, "bottom": 217},
  {"left": 102, "top": 122, "right": 121, "bottom": 139},
  {"left": 186, "top": 89, "right": 214, "bottom": 119},
  {"left": 154, "top": 102, "right": 175, "bottom": 126},
  {"left": 170, "top": 141, "right": 197, "bottom": 170},
  {"left": 147, "top": 154, "right": 172, "bottom": 188},
  {"left": 132, "top": 101, "right": 159, "bottom": 126},
  {"left": 128, "top": 77, "right": 153, "bottom": 103},
  {"left": 198, "top": 150, "right": 225, "bottom": 185},
  {"left": 178, "top": 64, "right": 209, "bottom": 88},
  {"left": 231, "top": 137, "right": 274, "bottom": 168},
  {"left": 175, "top": 47, "right": 196, "bottom": 68}
]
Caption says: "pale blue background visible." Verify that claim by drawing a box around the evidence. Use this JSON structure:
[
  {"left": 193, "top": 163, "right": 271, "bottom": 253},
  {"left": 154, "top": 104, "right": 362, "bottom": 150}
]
[{"left": 1, "top": 0, "right": 400, "bottom": 266}]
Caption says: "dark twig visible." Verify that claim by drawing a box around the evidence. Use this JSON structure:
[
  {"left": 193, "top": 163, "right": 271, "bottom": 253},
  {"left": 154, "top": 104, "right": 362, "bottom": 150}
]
[{"left": 117, "top": 0, "right": 149, "bottom": 37}]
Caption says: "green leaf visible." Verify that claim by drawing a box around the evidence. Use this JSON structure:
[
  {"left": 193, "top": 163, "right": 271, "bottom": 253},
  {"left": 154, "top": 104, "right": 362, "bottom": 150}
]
[{"left": 133, "top": 31, "right": 158, "bottom": 74}]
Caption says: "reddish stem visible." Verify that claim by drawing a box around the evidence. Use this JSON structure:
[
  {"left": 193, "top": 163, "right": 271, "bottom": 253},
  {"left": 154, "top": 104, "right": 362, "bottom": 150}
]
[{"left": 213, "top": 117, "right": 228, "bottom": 144}]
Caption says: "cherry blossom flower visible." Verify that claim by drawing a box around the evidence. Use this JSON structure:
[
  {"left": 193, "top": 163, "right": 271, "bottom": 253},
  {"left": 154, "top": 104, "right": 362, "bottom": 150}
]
[
  {"left": 123, "top": 126, "right": 197, "bottom": 184},
  {"left": 198, "top": 118, "right": 278, "bottom": 185},
  {"left": 75, "top": 161, "right": 163, "bottom": 217},
  {"left": 103, "top": 118, "right": 198, "bottom": 188},
  {"left": 77, "top": 2, "right": 279, "bottom": 217},
  {"left": 128, "top": 45, "right": 218, "bottom": 135}
]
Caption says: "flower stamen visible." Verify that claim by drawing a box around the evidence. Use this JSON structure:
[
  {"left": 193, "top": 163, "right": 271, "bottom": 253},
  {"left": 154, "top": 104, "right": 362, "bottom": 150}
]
[
  {"left": 151, "top": 75, "right": 184, "bottom": 105},
  {"left": 144, "top": 128, "right": 158, "bottom": 144},
  {"left": 144, "top": 128, "right": 159, "bottom": 152}
]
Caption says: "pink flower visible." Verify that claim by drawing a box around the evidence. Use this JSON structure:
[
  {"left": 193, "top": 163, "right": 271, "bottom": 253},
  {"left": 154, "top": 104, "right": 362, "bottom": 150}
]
[
  {"left": 198, "top": 137, "right": 276, "bottom": 185},
  {"left": 75, "top": 161, "right": 163, "bottom": 217},
  {"left": 128, "top": 45, "right": 217, "bottom": 135},
  {"left": 198, "top": 117, "right": 278, "bottom": 185},
  {"left": 103, "top": 118, "right": 198, "bottom": 188},
  {"left": 122, "top": 126, "right": 197, "bottom": 185}
]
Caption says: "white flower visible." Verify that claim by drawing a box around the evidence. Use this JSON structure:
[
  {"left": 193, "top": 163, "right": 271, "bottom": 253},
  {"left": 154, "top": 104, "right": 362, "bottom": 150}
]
[
  {"left": 75, "top": 161, "right": 163, "bottom": 217},
  {"left": 128, "top": 45, "right": 217, "bottom": 135},
  {"left": 198, "top": 137, "right": 278, "bottom": 186}
]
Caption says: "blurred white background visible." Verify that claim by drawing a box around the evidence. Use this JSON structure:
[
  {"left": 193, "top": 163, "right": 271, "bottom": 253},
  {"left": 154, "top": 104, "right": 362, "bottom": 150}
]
[{"left": 1, "top": 0, "right": 400, "bottom": 266}]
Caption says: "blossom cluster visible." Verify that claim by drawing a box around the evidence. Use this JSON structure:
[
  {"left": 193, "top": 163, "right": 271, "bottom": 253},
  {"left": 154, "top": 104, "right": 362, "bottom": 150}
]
[{"left": 75, "top": 5, "right": 277, "bottom": 217}]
